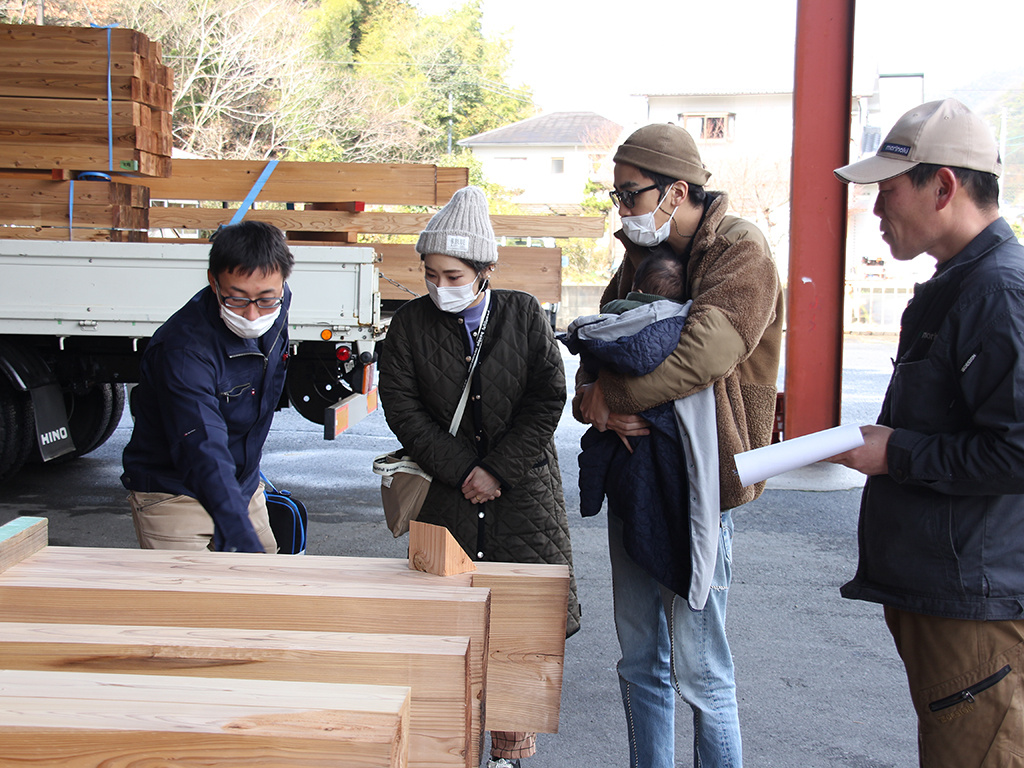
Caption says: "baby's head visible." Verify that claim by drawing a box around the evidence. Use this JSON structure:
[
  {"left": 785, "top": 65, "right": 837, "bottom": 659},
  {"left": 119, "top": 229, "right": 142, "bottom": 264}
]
[{"left": 632, "top": 254, "right": 686, "bottom": 302}]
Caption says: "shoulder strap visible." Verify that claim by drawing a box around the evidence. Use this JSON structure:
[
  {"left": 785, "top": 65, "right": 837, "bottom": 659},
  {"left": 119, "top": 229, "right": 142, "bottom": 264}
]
[{"left": 448, "top": 291, "right": 492, "bottom": 436}]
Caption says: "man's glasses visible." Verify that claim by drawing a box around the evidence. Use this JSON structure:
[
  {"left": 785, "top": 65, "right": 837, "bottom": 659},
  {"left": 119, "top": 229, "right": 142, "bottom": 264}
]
[
  {"left": 609, "top": 184, "right": 658, "bottom": 210},
  {"left": 215, "top": 279, "right": 284, "bottom": 310}
]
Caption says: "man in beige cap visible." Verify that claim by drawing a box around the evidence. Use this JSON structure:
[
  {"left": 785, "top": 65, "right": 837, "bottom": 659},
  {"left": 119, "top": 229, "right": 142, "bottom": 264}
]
[
  {"left": 830, "top": 98, "right": 1024, "bottom": 766},
  {"left": 575, "top": 123, "right": 784, "bottom": 768}
]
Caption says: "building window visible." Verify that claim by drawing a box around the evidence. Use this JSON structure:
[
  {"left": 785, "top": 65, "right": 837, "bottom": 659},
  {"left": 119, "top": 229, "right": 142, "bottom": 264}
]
[
  {"left": 551, "top": 158, "right": 564, "bottom": 174},
  {"left": 679, "top": 113, "right": 736, "bottom": 141}
]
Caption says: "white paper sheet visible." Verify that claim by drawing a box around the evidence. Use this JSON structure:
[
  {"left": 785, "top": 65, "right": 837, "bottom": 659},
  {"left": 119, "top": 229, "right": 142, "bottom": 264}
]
[{"left": 733, "top": 424, "right": 865, "bottom": 487}]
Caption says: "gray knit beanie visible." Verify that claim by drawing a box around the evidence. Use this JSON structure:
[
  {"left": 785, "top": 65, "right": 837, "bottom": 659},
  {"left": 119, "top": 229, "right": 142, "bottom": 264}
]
[{"left": 415, "top": 185, "right": 498, "bottom": 264}]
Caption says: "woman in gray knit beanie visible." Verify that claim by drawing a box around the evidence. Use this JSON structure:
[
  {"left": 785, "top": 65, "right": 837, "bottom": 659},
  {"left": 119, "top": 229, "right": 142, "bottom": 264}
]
[{"left": 379, "top": 185, "right": 580, "bottom": 768}]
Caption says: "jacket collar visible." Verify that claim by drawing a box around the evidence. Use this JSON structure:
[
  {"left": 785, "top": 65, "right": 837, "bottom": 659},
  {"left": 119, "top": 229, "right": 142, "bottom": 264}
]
[{"left": 932, "top": 217, "right": 1018, "bottom": 281}]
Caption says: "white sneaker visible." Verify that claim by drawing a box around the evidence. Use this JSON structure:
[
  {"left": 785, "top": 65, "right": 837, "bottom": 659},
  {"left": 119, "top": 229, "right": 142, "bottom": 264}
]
[{"left": 486, "top": 760, "right": 520, "bottom": 768}]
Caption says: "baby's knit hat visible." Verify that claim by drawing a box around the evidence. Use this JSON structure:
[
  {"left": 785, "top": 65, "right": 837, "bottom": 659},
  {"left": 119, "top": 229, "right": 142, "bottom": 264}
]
[{"left": 415, "top": 185, "right": 499, "bottom": 264}]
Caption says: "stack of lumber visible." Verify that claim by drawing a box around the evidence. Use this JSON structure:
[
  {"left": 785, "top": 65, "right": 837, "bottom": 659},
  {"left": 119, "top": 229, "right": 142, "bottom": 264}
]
[
  {"left": 0, "top": 177, "right": 150, "bottom": 241},
  {"left": 127, "top": 158, "right": 603, "bottom": 304},
  {"left": 0, "top": 23, "right": 173, "bottom": 177},
  {"left": 0, "top": 517, "right": 571, "bottom": 767}
]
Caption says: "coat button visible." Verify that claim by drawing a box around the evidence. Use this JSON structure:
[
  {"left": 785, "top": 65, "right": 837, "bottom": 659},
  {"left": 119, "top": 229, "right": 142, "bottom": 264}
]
[
  {"left": 475, "top": 435, "right": 481, "bottom": 441},
  {"left": 478, "top": 511, "right": 484, "bottom": 519},
  {"left": 458, "top": 318, "right": 464, "bottom": 324},
  {"left": 465, "top": 356, "right": 472, "bottom": 362},
  {"left": 477, "top": 551, "right": 484, "bottom": 559}
]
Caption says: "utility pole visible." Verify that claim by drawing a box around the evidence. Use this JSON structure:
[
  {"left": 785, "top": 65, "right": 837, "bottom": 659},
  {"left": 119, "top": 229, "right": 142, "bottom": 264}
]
[
  {"left": 37, "top": 0, "right": 44, "bottom": 24},
  {"left": 447, "top": 91, "right": 453, "bottom": 155}
]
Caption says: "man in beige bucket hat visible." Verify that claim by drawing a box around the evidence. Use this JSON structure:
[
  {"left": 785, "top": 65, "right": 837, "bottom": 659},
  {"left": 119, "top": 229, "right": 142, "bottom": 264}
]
[{"left": 830, "top": 98, "right": 1024, "bottom": 767}]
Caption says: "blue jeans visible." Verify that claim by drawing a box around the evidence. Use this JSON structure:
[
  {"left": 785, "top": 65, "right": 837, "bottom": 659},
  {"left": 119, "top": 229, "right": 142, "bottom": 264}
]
[{"left": 608, "top": 510, "right": 741, "bottom": 768}]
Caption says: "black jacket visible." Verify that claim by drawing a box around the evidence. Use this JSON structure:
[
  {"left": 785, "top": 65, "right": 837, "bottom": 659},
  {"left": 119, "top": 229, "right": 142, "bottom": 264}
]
[
  {"left": 121, "top": 285, "right": 290, "bottom": 553},
  {"left": 842, "top": 218, "right": 1024, "bottom": 620},
  {"left": 378, "top": 290, "right": 580, "bottom": 636}
]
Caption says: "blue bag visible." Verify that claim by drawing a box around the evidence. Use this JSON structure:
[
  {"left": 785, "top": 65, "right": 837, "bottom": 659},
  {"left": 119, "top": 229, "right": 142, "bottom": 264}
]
[{"left": 260, "top": 471, "right": 307, "bottom": 555}]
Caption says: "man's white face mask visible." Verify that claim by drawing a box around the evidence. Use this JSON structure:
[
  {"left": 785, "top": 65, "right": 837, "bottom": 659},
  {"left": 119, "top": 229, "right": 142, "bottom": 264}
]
[
  {"left": 621, "top": 187, "right": 678, "bottom": 248},
  {"left": 219, "top": 304, "right": 281, "bottom": 339},
  {"left": 426, "top": 278, "right": 487, "bottom": 314}
]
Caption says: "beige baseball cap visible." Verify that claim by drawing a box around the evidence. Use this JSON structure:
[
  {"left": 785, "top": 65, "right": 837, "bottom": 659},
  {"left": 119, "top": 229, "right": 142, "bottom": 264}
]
[{"left": 834, "top": 98, "right": 1001, "bottom": 184}]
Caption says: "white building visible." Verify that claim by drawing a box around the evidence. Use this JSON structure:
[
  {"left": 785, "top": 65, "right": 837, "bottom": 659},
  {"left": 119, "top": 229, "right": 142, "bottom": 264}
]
[{"left": 458, "top": 111, "right": 623, "bottom": 212}]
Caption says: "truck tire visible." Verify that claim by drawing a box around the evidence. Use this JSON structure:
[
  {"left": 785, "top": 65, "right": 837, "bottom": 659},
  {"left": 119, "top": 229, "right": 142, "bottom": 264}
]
[
  {"left": 59, "top": 383, "right": 126, "bottom": 461},
  {"left": 0, "top": 377, "right": 34, "bottom": 483}
]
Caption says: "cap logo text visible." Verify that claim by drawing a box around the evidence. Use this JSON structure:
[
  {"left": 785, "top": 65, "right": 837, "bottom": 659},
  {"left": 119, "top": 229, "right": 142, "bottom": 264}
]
[
  {"left": 881, "top": 142, "right": 912, "bottom": 157},
  {"left": 447, "top": 234, "right": 469, "bottom": 253}
]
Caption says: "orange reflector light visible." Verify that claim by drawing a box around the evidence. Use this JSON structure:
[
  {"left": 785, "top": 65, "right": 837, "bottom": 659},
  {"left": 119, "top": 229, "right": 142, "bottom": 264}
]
[{"left": 320, "top": 329, "right": 333, "bottom": 341}]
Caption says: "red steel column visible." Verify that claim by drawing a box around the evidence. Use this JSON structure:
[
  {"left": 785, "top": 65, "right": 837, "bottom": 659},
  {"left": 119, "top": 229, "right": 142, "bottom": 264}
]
[{"left": 784, "top": 0, "right": 856, "bottom": 439}]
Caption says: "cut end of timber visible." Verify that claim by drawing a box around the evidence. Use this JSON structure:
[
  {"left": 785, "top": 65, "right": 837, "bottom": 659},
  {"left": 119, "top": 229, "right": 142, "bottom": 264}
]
[
  {"left": 408, "top": 521, "right": 476, "bottom": 577},
  {"left": 0, "top": 516, "right": 47, "bottom": 575}
]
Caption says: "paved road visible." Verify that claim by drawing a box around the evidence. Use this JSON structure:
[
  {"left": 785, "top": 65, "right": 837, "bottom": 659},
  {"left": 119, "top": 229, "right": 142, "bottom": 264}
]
[{"left": 0, "top": 336, "right": 916, "bottom": 767}]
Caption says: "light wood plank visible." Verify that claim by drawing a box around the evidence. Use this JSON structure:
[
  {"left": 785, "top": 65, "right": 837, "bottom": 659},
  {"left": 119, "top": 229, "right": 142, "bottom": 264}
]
[
  {"left": 120, "top": 159, "right": 468, "bottom": 206},
  {"left": 0, "top": 669, "right": 409, "bottom": 768},
  {"left": 148, "top": 206, "right": 603, "bottom": 238},
  {"left": 0, "top": 623, "right": 469, "bottom": 768},
  {"left": 409, "top": 521, "right": 477, "bottom": 577},
  {"left": 0, "top": 518, "right": 46, "bottom": 575}
]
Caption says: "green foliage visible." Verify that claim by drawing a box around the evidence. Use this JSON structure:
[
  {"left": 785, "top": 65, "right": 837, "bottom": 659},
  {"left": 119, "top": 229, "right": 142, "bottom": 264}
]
[
  {"left": 560, "top": 238, "right": 616, "bottom": 285},
  {"left": 352, "top": 0, "right": 533, "bottom": 158},
  {"left": 1012, "top": 218, "right": 1023, "bottom": 241},
  {"left": 582, "top": 178, "right": 613, "bottom": 217}
]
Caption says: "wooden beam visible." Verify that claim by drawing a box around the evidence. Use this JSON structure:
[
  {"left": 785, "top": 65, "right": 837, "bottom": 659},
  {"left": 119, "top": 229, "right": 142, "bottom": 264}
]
[
  {"left": 0, "top": 145, "right": 171, "bottom": 176},
  {"left": 409, "top": 521, "right": 477, "bottom": 577},
  {"left": 120, "top": 159, "right": 468, "bottom": 206},
  {"left": 5, "top": 202, "right": 148, "bottom": 229},
  {"left": 149, "top": 207, "right": 603, "bottom": 238},
  {"left": 0, "top": 179, "right": 149, "bottom": 207},
  {"left": 0, "top": 622, "right": 469, "bottom": 768},
  {"left": 0, "top": 518, "right": 46, "bottom": 576},
  {"left": 0, "top": 227, "right": 147, "bottom": 242},
  {"left": 0, "top": 669, "right": 410, "bottom": 768},
  {"left": 374, "top": 244, "right": 562, "bottom": 305}
]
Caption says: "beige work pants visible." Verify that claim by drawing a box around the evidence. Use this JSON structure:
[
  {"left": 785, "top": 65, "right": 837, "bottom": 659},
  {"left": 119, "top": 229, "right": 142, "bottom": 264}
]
[{"left": 128, "top": 484, "right": 277, "bottom": 554}]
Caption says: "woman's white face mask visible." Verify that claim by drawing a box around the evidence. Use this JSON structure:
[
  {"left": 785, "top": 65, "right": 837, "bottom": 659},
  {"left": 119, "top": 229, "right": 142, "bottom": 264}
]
[
  {"left": 426, "top": 278, "right": 486, "bottom": 313},
  {"left": 220, "top": 304, "right": 281, "bottom": 338},
  {"left": 621, "top": 187, "right": 678, "bottom": 248}
]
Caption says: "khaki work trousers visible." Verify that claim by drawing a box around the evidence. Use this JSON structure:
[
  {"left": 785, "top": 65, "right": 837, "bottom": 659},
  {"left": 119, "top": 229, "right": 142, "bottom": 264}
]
[
  {"left": 128, "top": 484, "right": 278, "bottom": 554},
  {"left": 885, "top": 606, "right": 1024, "bottom": 768}
]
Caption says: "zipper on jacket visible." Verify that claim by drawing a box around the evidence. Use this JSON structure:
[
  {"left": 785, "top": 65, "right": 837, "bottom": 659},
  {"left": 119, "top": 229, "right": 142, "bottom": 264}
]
[{"left": 928, "top": 665, "right": 1011, "bottom": 712}]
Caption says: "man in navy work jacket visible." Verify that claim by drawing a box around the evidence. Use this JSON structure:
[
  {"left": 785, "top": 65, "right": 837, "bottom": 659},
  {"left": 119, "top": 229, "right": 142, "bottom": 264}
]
[
  {"left": 830, "top": 99, "right": 1024, "bottom": 766},
  {"left": 121, "top": 221, "right": 293, "bottom": 553}
]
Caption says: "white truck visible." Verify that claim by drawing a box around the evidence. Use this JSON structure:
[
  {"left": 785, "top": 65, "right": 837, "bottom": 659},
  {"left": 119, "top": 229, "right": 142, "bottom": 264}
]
[{"left": 0, "top": 239, "right": 385, "bottom": 482}]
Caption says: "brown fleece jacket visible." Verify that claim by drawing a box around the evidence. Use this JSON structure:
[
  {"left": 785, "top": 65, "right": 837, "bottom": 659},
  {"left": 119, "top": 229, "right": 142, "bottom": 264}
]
[{"left": 576, "top": 193, "right": 784, "bottom": 509}]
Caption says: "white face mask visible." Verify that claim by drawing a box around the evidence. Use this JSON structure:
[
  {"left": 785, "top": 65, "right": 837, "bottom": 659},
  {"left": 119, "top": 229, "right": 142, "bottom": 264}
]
[
  {"left": 621, "top": 188, "right": 678, "bottom": 248},
  {"left": 219, "top": 304, "right": 281, "bottom": 339},
  {"left": 426, "top": 278, "right": 486, "bottom": 314}
]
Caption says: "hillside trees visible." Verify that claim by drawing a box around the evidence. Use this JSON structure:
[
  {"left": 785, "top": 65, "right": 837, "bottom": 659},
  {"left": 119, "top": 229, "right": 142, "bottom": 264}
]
[{"left": 105, "top": 0, "right": 532, "bottom": 162}]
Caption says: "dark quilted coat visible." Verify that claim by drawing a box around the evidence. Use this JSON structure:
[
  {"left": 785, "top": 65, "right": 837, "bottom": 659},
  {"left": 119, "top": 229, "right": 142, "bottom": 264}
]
[
  {"left": 378, "top": 289, "right": 580, "bottom": 636},
  {"left": 565, "top": 308, "right": 692, "bottom": 596}
]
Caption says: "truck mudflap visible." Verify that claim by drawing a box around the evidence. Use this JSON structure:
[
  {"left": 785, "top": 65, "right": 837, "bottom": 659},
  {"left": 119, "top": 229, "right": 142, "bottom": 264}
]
[{"left": 30, "top": 384, "right": 76, "bottom": 462}]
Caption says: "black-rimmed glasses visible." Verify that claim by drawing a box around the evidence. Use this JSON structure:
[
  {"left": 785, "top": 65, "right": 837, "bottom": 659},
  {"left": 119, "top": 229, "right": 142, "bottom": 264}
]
[
  {"left": 609, "top": 184, "right": 658, "bottom": 210},
  {"left": 215, "top": 279, "right": 284, "bottom": 310}
]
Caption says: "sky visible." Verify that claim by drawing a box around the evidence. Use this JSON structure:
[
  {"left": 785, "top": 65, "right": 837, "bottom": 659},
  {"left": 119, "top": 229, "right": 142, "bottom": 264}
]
[{"left": 414, "top": 0, "right": 1024, "bottom": 129}]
